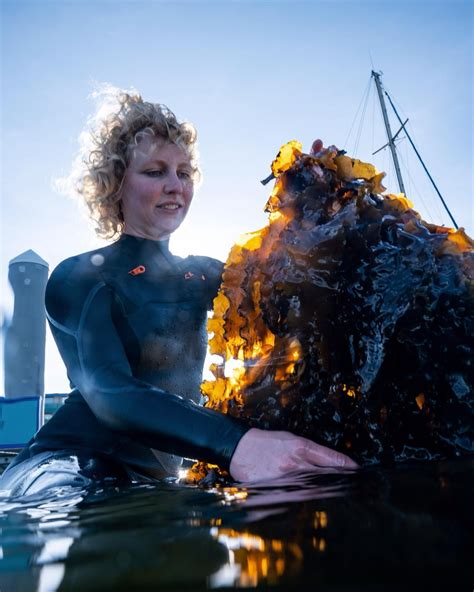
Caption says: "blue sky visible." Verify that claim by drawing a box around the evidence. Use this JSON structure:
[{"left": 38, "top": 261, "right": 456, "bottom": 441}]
[{"left": 1, "top": 0, "right": 472, "bottom": 392}]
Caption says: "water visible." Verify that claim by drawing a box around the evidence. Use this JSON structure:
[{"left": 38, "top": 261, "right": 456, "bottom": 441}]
[{"left": 0, "top": 459, "right": 472, "bottom": 591}]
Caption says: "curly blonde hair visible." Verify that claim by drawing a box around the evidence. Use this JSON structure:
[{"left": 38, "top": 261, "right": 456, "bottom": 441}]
[{"left": 74, "top": 86, "right": 200, "bottom": 239}]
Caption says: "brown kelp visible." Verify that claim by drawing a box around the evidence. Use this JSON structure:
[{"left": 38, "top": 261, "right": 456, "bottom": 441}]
[{"left": 198, "top": 141, "right": 473, "bottom": 474}]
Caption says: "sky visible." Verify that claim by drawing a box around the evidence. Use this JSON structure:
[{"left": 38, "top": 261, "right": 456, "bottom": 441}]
[{"left": 1, "top": 0, "right": 472, "bottom": 394}]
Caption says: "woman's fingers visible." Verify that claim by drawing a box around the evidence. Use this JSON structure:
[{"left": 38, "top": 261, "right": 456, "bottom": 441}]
[
  {"left": 229, "top": 428, "right": 359, "bottom": 482},
  {"left": 302, "top": 440, "right": 359, "bottom": 469}
]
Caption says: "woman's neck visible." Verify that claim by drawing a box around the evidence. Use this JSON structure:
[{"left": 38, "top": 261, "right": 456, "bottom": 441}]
[{"left": 122, "top": 230, "right": 170, "bottom": 243}]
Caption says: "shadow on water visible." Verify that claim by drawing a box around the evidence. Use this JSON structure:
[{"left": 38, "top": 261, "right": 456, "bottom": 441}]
[{"left": 0, "top": 459, "right": 472, "bottom": 591}]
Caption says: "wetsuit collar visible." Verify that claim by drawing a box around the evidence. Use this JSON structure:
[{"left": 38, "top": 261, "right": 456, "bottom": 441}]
[{"left": 118, "top": 233, "right": 171, "bottom": 254}]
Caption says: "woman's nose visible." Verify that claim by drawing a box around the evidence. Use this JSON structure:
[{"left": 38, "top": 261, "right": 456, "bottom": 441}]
[{"left": 163, "top": 172, "right": 182, "bottom": 194}]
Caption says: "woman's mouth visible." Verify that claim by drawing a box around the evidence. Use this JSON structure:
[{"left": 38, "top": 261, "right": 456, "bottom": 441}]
[{"left": 156, "top": 203, "right": 181, "bottom": 210}]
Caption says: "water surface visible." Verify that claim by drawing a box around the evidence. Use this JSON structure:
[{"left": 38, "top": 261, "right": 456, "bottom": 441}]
[{"left": 0, "top": 459, "right": 472, "bottom": 591}]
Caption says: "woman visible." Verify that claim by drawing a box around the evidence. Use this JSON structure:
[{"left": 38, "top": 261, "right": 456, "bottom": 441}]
[{"left": 1, "top": 90, "right": 357, "bottom": 496}]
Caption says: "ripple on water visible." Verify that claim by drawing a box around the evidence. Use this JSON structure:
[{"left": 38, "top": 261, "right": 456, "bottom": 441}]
[{"left": 0, "top": 460, "right": 472, "bottom": 591}]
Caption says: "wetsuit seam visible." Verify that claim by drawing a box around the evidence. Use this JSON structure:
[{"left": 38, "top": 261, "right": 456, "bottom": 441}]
[
  {"left": 77, "top": 281, "right": 107, "bottom": 376},
  {"left": 46, "top": 312, "right": 77, "bottom": 337}
]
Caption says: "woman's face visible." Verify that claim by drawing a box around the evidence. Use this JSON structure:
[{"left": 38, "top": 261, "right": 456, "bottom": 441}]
[{"left": 120, "top": 135, "right": 195, "bottom": 241}]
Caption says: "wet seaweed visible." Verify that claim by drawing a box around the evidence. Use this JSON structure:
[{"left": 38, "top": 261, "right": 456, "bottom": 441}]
[{"left": 200, "top": 142, "right": 474, "bottom": 470}]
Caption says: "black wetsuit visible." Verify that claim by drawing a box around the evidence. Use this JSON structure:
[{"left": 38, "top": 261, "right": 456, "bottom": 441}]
[{"left": 1, "top": 235, "right": 249, "bottom": 494}]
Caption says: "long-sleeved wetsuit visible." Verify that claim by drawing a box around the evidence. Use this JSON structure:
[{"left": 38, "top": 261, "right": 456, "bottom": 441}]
[{"left": 3, "top": 234, "right": 249, "bottom": 488}]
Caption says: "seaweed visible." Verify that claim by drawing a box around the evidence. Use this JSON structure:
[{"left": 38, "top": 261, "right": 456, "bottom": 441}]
[{"left": 200, "top": 141, "right": 474, "bottom": 470}]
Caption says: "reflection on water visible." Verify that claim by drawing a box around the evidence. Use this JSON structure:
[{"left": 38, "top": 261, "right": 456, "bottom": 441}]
[
  {"left": 0, "top": 460, "right": 472, "bottom": 591},
  {"left": 209, "top": 527, "right": 304, "bottom": 588}
]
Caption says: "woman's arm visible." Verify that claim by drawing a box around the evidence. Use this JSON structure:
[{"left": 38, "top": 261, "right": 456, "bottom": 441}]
[
  {"left": 45, "top": 257, "right": 249, "bottom": 470},
  {"left": 47, "top": 255, "right": 357, "bottom": 480}
]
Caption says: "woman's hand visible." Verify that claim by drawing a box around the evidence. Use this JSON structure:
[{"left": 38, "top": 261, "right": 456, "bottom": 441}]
[{"left": 229, "top": 428, "right": 359, "bottom": 483}]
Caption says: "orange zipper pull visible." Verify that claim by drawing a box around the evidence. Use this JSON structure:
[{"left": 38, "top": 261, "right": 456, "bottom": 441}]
[{"left": 129, "top": 265, "right": 146, "bottom": 276}]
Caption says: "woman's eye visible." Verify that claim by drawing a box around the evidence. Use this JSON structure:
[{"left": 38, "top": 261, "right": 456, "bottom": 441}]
[
  {"left": 144, "top": 170, "right": 164, "bottom": 177},
  {"left": 178, "top": 170, "right": 192, "bottom": 180}
]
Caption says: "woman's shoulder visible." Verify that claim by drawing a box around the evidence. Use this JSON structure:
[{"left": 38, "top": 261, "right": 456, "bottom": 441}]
[
  {"left": 46, "top": 243, "right": 122, "bottom": 317},
  {"left": 184, "top": 255, "right": 224, "bottom": 286},
  {"left": 49, "top": 242, "right": 121, "bottom": 284},
  {"left": 182, "top": 256, "right": 224, "bottom": 307},
  {"left": 185, "top": 255, "right": 224, "bottom": 275}
]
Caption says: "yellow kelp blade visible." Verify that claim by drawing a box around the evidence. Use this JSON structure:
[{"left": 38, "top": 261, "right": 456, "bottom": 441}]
[{"left": 271, "top": 141, "right": 303, "bottom": 177}]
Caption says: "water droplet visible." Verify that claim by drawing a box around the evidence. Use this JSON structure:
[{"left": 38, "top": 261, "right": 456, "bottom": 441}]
[{"left": 90, "top": 254, "right": 105, "bottom": 266}]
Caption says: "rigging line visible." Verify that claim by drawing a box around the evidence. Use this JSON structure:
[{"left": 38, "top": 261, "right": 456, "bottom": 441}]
[
  {"left": 369, "top": 49, "right": 375, "bottom": 71},
  {"left": 403, "top": 133, "right": 412, "bottom": 204},
  {"left": 353, "top": 80, "right": 372, "bottom": 156},
  {"left": 388, "top": 148, "right": 393, "bottom": 191},
  {"left": 371, "top": 74, "right": 376, "bottom": 155},
  {"left": 382, "top": 82, "right": 438, "bottom": 206},
  {"left": 344, "top": 75, "right": 372, "bottom": 151},
  {"left": 383, "top": 82, "right": 422, "bottom": 147},
  {"left": 397, "top": 132, "right": 438, "bottom": 221},
  {"left": 384, "top": 88, "right": 458, "bottom": 229},
  {"left": 381, "top": 143, "right": 387, "bottom": 186},
  {"left": 404, "top": 159, "right": 447, "bottom": 226},
  {"left": 397, "top": 147, "right": 439, "bottom": 222}
]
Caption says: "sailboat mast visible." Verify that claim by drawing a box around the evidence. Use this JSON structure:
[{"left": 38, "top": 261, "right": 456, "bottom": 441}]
[
  {"left": 371, "top": 70, "right": 458, "bottom": 229},
  {"left": 371, "top": 70, "right": 406, "bottom": 195}
]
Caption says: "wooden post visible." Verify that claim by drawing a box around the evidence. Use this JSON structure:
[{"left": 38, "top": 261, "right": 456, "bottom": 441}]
[{"left": 4, "top": 250, "right": 48, "bottom": 425}]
